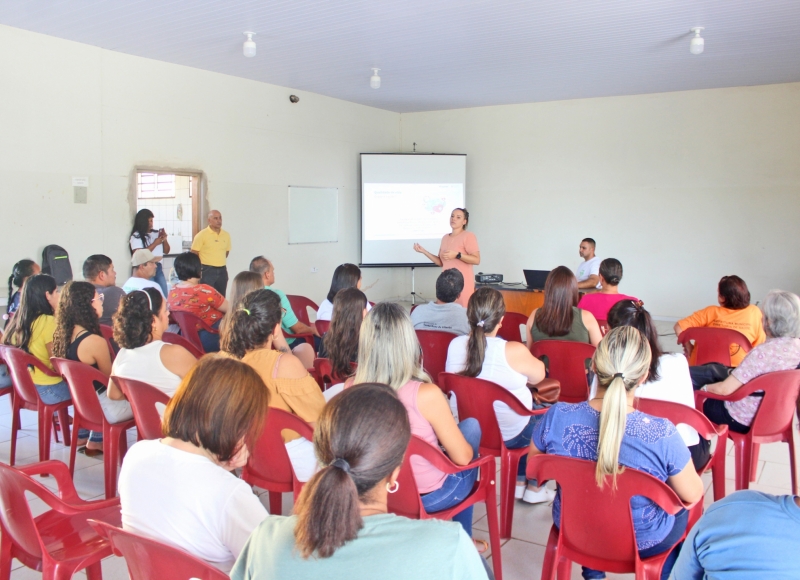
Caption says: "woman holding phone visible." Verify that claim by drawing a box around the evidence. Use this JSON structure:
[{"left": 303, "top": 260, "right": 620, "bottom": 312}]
[{"left": 130, "top": 208, "right": 170, "bottom": 296}]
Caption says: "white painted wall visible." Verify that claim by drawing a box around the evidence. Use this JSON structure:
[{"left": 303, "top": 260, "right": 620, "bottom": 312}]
[
  {"left": 0, "top": 24, "right": 403, "bottom": 306},
  {"left": 400, "top": 83, "right": 800, "bottom": 317}
]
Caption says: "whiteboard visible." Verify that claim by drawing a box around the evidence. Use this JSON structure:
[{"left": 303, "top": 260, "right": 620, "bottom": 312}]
[{"left": 288, "top": 186, "right": 338, "bottom": 244}]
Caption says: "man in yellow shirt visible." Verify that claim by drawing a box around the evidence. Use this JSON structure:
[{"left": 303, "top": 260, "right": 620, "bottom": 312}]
[{"left": 191, "top": 210, "right": 231, "bottom": 296}]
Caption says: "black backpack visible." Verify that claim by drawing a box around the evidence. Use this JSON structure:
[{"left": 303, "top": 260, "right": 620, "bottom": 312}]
[{"left": 41, "top": 244, "right": 73, "bottom": 286}]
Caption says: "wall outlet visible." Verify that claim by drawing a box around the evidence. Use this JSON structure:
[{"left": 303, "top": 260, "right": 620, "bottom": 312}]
[{"left": 310, "top": 266, "right": 319, "bottom": 273}]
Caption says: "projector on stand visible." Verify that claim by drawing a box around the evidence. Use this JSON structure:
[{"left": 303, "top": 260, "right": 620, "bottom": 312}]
[{"left": 475, "top": 273, "right": 503, "bottom": 284}]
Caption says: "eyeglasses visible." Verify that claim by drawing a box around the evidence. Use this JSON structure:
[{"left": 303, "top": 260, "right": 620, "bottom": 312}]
[
  {"left": 281, "top": 307, "right": 287, "bottom": 316},
  {"left": 92, "top": 294, "right": 105, "bottom": 304}
]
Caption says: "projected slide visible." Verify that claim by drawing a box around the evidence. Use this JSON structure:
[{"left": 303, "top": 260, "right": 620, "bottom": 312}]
[{"left": 363, "top": 183, "right": 463, "bottom": 240}]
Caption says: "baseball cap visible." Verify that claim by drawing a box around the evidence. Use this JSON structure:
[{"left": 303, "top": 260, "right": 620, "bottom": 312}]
[{"left": 131, "top": 249, "right": 157, "bottom": 267}]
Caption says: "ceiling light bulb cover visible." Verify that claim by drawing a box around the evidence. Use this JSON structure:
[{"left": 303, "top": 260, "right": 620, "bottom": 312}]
[
  {"left": 243, "top": 32, "right": 256, "bottom": 58},
  {"left": 370, "top": 68, "right": 381, "bottom": 89},
  {"left": 690, "top": 27, "right": 704, "bottom": 55}
]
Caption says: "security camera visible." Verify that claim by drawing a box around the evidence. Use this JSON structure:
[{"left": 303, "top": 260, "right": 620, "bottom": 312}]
[{"left": 289, "top": 95, "right": 299, "bottom": 103}]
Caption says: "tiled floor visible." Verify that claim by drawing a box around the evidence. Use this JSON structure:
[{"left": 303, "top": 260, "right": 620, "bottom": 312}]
[{"left": 2, "top": 329, "right": 798, "bottom": 579}]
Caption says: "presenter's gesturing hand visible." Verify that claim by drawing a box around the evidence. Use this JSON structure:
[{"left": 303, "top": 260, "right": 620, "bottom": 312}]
[{"left": 413, "top": 243, "right": 443, "bottom": 266}]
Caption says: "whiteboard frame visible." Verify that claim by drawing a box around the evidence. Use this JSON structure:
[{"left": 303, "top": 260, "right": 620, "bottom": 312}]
[{"left": 288, "top": 185, "right": 338, "bottom": 245}]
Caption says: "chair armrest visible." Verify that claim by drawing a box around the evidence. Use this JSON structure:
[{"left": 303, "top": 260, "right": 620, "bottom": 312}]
[
  {"left": 17, "top": 461, "right": 82, "bottom": 503},
  {"left": 409, "top": 437, "right": 496, "bottom": 476},
  {"left": 694, "top": 380, "right": 764, "bottom": 404},
  {"left": 27, "top": 356, "right": 60, "bottom": 378}
]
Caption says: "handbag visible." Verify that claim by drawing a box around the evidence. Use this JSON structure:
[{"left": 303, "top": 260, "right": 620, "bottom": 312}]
[{"left": 531, "top": 378, "right": 561, "bottom": 406}]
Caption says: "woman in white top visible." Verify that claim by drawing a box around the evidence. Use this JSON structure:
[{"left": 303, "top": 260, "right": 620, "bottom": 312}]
[
  {"left": 119, "top": 355, "right": 270, "bottom": 572},
  {"left": 606, "top": 299, "right": 708, "bottom": 470},
  {"left": 108, "top": 287, "right": 196, "bottom": 399},
  {"left": 446, "top": 286, "right": 550, "bottom": 503},
  {"left": 317, "top": 263, "right": 371, "bottom": 321},
  {"left": 130, "top": 208, "right": 170, "bottom": 296}
]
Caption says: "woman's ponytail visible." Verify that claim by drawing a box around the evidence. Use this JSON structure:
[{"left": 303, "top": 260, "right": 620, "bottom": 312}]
[
  {"left": 461, "top": 287, "right": 505, "bottom": 377},
  {"left": 596, "top": 374, "right": 629, "bottom": 487}
]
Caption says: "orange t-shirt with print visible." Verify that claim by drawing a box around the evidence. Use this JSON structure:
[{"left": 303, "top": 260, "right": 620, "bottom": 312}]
[{"left": 677, "top": 304, "right": 766, "bottom": 366}]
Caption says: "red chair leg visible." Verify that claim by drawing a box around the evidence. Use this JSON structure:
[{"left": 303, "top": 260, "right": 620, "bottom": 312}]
[
  {"left": 750, "top": 442, "right": 760, "bottom": 482},
  {"left": 711, "top": 449, "right": 726, "bottom": 501},
  {"left": 788, "top": 427, "right": 798, "bottom": 496},
  {"left": 9, "top": 400, "right": 21, "bottom": 467},
  {"left": 52, "top": 414, "right": 61, "bottom": 444},
  {"left": 500, "top": 450, "right": 520, "bottom": 540},
  {"left": 736, "top": 438, "right": 752, "bottom": 491},
  {"left": 556, "top": 556, "right": 572, "bottom": 580},
  {"left": 39, "top": 407, "right": 52, "bottom": 462},
  {"left": 68, "top": 417, "right": 81, "bottom": 476},
  {"left": 0, "top": 525, "right": 12, "bottom": 580},
  {"left": 540, "top": 526, "right": 559, "bottom": 580},
  {"left": 269, "top": 491, "right": 283, "bottom": 515},
  {"left": 483, "top": 484, "right": 503, "bottom": 580},
  {"left": 85, "top": 561, "right": 103, "bottom": 580}
]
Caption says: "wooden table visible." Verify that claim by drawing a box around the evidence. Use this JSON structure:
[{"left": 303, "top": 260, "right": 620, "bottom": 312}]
[{"left": 477, "top": 284, "right": 545, "bottom": 316}]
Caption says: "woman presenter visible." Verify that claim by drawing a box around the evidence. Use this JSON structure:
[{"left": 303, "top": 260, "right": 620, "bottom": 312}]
[{"left": 413, "top": 208, "right": 480, "bottom": 308}]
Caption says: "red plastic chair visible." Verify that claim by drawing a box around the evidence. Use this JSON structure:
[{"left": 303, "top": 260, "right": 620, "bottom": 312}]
[
  {"left": 677, "top": 327, "right": 752, "bottom": 366},
  {"left": 88, "top": 519, "right": 228, "bottom": 580},
  {"left": 439, "top": 372, "right": 547, "bottom": 540},
  {"left": 496, "top": 312, "right": 529, "bottom": 343},
  {"left": 596, "top": 319, "right": 609, "bottom": 336},
  {"left": 0, "top": 345, "right": 71, "bottom": 465},
  {"left": 170, "top": 311, "right": 218, "bottom": 354},
  {"left": 387, "top": 435, "right": 503, "bottom": 580},
  {"left": 285, "top": 295, "right": 319, "bottom": 347},
  {"left": 530, "top": 340, "right": 596, "bottom": 403},
  {"left": 634, "top": 398, "right": 729, "bottom": 522},
  {"left": 0, "top": 349, "right": 17, "bottom": 440},
  {"left": 242, "top": 407, "right": 314, "bottom": 515},
  {"left": 0, "top": 460, "right": 121, "bottom": 580},
  {"left": 415, "top": 330, "right": 458, "bottom": 385},
  {"left": 314, "top": 319, "right": 330, "bottom": 336},
  {"left": 112, "top": 376, "right": 169, "bottom": 441},
  {"left": 98, "top": 324, "right": 117, "bottom": 362},
  {"left": 161, "top": 331, "right": 204, "bottom": 359},
  {"left": 695, "top": 369, "right": 800, "bottom": 495},
  {"left": 310, "top": 358, "right": 356, "bottom": 391},
  {"left": 51, "top": 359, "right": 137, "bottom": 499},
  {"left": 527, "top": 455, "right": 693, "bottom": 580}
]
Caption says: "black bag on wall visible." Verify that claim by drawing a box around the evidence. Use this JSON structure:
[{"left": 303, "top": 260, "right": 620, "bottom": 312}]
[{"left": 41, "top": 244, "right": 73, "bottom": 286}]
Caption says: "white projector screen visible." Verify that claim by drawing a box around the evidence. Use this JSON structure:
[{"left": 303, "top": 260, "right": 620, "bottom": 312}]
[{"left": 361, "top": 153, "right": 466, "bottom": 266}]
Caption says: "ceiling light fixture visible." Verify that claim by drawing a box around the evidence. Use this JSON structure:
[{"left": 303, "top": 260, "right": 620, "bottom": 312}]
[
  {"left": 370, "top": 68, "right": 381, "bottom": 89},
  {"left": 243, "top": 32, "right": 257, "bottom": 58},
  {"left": 689, "top": 27, "right": 705, "bottom": 55}
]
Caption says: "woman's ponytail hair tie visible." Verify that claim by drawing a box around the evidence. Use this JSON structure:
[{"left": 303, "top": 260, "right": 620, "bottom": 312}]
[
  {"left": 330, "top": 457, "right": 351, "bottom": 474},
  {"left": 476, "top": 320, "right": 486, "bottom": 328},
  {"left": 613, "top": 372, "right": 624, "bottom": 380},
  {"left": 240, "top": 307, "right": 251, "bottom": 315}
]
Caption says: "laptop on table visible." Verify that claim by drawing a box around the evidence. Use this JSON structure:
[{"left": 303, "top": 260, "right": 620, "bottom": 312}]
[{"left": 523, "top": 269, "right": 550, "bottom": 290}]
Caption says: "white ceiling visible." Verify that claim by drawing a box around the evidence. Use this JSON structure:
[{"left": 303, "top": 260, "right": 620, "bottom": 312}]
[{"left": 2, "top": 0, "right": 799, "bottom": 113}]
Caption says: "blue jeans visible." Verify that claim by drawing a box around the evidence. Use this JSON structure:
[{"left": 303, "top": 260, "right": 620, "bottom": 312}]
[
  {"left": 198, "top": 319, "right": 222, "bottom": 353},
  {"left": 36, "top": 380, "right": 90, "bottom": 439},
  {"left": 151, "top": 262, "right": 168, "bottom": 296},
  {"left": 420, "top": 418, "right": 481, "bottom": 536},
  {"left": 504, "top": 410, "right": 546, "bottom": 482},
  {"left": 580, "top": 508, "right": 689, "bottom": 580}
]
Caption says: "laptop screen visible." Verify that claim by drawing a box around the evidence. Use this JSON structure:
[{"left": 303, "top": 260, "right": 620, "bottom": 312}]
[{"left": 523, "top": 269, "right": 550, "bottom": 290}]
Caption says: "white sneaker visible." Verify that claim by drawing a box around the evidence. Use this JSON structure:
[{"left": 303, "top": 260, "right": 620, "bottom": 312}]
[
  {"left": 514, "top": 483, "right": 525, "bottom": 499},
  {"left": 521, "top": 486, "right": 556, "bottom": 504}
]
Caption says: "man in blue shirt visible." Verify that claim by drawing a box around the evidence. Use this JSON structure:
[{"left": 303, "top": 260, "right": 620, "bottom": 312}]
[{"left": 670, "top": 490, "right": 800, "bottom": 579}]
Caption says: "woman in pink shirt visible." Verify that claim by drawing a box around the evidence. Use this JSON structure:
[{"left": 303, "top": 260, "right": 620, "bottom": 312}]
[
  {"left": 577, "top": 258, "right": 637, "bottom": 323},
  {"left": 413, "top": 208, "right": 480, "bottom": 308}
]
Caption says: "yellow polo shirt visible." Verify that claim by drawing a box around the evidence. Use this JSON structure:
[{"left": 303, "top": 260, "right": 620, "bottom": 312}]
[{"left": 191, "top": 226, "right": 231, "bottom": 267}]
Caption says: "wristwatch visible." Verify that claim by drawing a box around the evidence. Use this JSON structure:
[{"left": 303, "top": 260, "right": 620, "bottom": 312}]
[{"left": 456, "top": 252, "right": 462, "bottom": 260}]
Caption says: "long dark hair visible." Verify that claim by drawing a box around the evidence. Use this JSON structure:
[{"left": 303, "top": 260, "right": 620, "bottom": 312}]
[
  {"left": 534, "top": 266, "right": 579, "bottom": 337},
  {"left": 112, "top": 287, "right": 163, "bottom": 349},
  {"left": 52, "top": 281, "right": 101, "bottom": 358},
  {"left": 325, "top": 288, "right": 367, "bottom": 378},
  {"left": 460, "top": 287, "right": 505, "bottom": 377},
  {"left": 1, "top": 274, "right": 57, "bottom": 352},
  {"left": 220, "top": 289, "right": 282, "bottom": 358},
  {"left": 7, "top": 259, "right": 37, "bottom": 315},
  {"left": 326, "top": 264, "right": 362, "bottom": 303},
  {"left": 607, "top": 300, "right": 662, "bottom": 382},
  {"left": 130, "top": 208, "right": 154, "bottom": 251},
  {"left": 219, "top": 271, "right": 263, "bottom": 334},
  {"left": 294, "top": 383, "right": 410, "bottom": 558}
]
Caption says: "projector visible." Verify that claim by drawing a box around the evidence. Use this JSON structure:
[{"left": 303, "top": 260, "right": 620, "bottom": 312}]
[{"left": 476, "top": 273, "right": 503, "bottom": 284}]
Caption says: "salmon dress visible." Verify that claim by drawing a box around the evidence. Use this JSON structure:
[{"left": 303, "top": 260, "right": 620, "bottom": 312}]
[{"left": 438, "top": 230, "right": 480, "bottom": 308}]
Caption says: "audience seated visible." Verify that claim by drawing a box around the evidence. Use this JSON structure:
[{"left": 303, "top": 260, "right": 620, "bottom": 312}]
[
  {"left": 119, "top": 355, "right": 270, "bottom": 572},
  {"left": 674, "top": 275, "right": 766, "bottom": 366},
  {"left": 249, "top": 255, "right": 318, "bottom": 369},
  {"left": 604, "top": 300, "right": 709, "bottom": 471},
  {"left": 526, "top": 266, "right": 602, "bottom": 346},
  {"left": 317, "top": 287, "right": 367, "bottom": 401},
  {"left": 411, "top": 269, "right": 470, "bottom": 335},
  {"left": 317, "top": 263, "right": 371, "bottom": 321},
  {"left": 576, "top": 258, "right": 637, "bottom": 321},
  {"left": 219, "top": 271, "right": 263, "bottom": 334},
  {"left": 52, "top": 281, "right": 133, "bottom": 454},
  {"left": 231, "top": 383, "right": 488, "bottom": 580},
  {"left": 83, "top": 254, "right": 126, "bottom": 326},
  {"left": 528, "top": 326, "right": 704, "bottom": 580},
  {"left": 108, "top": 288, "right": 197, "bottom": 399},
  {"left": 446, "top": 287, "right": 549, "bottom": 503},
  {"left": 351, "top": 303, "right": 483, "bottom": 543},
  {"left": 122, "top": 249, "right": 165, "bottom": 296},
  {"left": 168, "top": 252, "right": 229, "bottom": 353},
  {"left": 4, "top": 258, "right": 40, "bottom": 328},
  {"left": 1, "top": 273, "right": 90, "bottom": 441},
  {"left": 697, "top": 290, "right": 800, "bottom": 434},
  {"left": 670, "top": 490, "right": 800, "bottom": 579},
  {"left": 220, "top": 288, "right": 325, "bottom": 483}
]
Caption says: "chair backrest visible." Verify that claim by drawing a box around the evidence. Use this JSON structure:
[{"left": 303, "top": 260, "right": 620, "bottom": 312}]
[
  {"left": 496, "top": 312, "right": 528, "bottom": 343},
  {"left": 0, "top": 345, "right": 54, "bottom": 406},
  {"left": 415, "top": 330, "right": 458, "bottom": 383},
  {"left": 312, "top": 357, "right": 355, "bottom": 390},
  {"left": 161, "top": 331, "right": 204, "bottom": 359},
  {"left": 50, "top": 358, "right": 106, "bottom": 426},
  {"left": 529, "top": 340, "right": 596, "bottom": 403},
  {"left": 0, "top": 462, "right": 46, "bottom": 561},
  {"left": 170, "top": 311, "right": 212, "bottom": 354},
  {"left": 88, "top": 519, "right": 228, "bottom": 580},
  {"left": 746, "top": 369, "right": 800, "bottom": 439},
  {"left": 242, "top": 407, "right": 315, "bottom": 489},
  {"left": 387, "top": 435, "right": 439, "bottom": 520},
  {"left": 677, "top": 327, "right": 752, "bottom": 366},
  {"left": 527, "top": 454, "right": 685, "bottom": 568},
  {"left": 112, "top": 376, "right": 169, "bottom": 440},
  {"left": 99, "top": 324, "right": 117, "bottom": 361},
  {"left": 286, "top": 295, "right": 319, "bottom": 326},
  {"left": 315, "top": 319, "right": 330, "bottom": 335},
  {"left": 634, "top": 397, "right": 721, "bottom": 442},
  {"left": 439, "top": 372, "right": 537, "bottom": 452}
]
